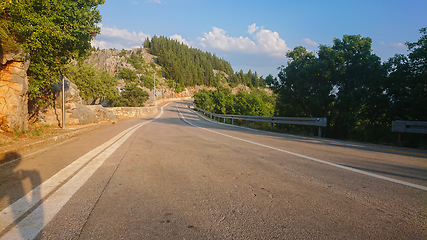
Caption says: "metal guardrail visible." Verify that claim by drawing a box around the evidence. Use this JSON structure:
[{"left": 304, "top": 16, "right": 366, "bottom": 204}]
[
  {"left": 190, "top": 105, "right": 327, "bottom": 137},
  {"left": 392, "top": 121, "right": 427, "bottom": 134}
]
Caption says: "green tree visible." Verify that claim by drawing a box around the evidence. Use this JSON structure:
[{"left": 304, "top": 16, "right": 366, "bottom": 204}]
[
  {"left": 117, "top": 68, "right": 138, "bottom": 84},
  {"left": 65, "top": 63, "right": 119, "bottom": 105},
  {"left": 276, "top": 37, "right": 386, "bottom": 140},
  {"left": 1, "top": 0, "right": 104, "bottom": 103},
  {"left": 112, "top": 85, "right": 149, "bottom": 107},
  {"left": 385, "top": 28, "right": 427, "bottom": 122},
  {"left": 265, "top": 74, "right": 280, "bottom": 89},
  {"left": 329, "top": 35, "right": 385, "bottom": 139},
  {"left": 127, "top": 53, "right": 145, "bottom": 72},
  {"left": 276, "top": 46, "right": 333, "bottom": 118}
]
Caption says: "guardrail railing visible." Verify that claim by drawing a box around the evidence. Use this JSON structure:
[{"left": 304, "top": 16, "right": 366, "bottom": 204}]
[
  {"left": 392, "top": 121, "right": 427, "bottom": 134},
  {"left": 190, "top": 105, "right": 327, "bottom": 137},
  {"left": 391, "top": 120, "right": 427, "bottom": 144}
]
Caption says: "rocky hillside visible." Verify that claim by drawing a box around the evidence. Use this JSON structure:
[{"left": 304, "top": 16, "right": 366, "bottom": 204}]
[
  {"left": 76, "top": 48, "right": 272, "bottom": 101},
  {"left": 84, "top": 48, "right": 155, "bottom": 76}
]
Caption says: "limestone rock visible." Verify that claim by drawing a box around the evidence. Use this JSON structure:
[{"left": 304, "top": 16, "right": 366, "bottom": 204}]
[
  {"left": 69, "top": 103, "right": 99, "bottom": 125},
  {"left": 0, "top": 50, "right": 30, "bottom": 132},
  {"left": 52, "top": 77, "right": 83, "bottom": 107}
]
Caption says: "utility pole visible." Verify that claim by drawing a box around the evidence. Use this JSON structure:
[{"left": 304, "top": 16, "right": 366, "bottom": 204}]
[
  {"left": 62, "top": 76, "right": 65, "bottom": 129},
  {"left": 153, "top": 72, "right": 156, "bottom": 102}
]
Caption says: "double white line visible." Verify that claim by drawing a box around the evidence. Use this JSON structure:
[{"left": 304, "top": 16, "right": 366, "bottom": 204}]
[{"left": 0, "top": 103, "right": 168, "bottom": 239}]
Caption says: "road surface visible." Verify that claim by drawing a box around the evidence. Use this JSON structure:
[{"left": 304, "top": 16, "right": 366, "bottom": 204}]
[{"left": 1, "top": 101, "right": 426, "bottom": 239}]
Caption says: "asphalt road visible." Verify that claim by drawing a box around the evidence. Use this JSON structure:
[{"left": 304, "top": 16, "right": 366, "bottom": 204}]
[{"left": 1, "top": 101, "right": 426, "bottom": 239}]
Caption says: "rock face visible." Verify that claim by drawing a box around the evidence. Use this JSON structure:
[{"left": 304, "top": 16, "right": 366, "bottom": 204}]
[
  {"left": 83, "top": 48, "right": 154, "bottom": 75},
  {"left": 0, "top": 49, "right": 30, "bottom": 132}
]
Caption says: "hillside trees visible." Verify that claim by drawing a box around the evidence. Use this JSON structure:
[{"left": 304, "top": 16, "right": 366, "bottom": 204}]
[
  {"left": 146, "top": 36, "right": 265, "bottom": 89},
  {"left": 0, "top": 0, "right": 104, "bottom": 104}
]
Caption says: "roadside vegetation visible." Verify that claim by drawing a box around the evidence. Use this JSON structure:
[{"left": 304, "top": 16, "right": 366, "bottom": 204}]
[
  {"left": 194, "top": 29, "right": 427, "bottom": 148},
  {"left": 0, "top": 0, "right": 104, "bottom": 106}
]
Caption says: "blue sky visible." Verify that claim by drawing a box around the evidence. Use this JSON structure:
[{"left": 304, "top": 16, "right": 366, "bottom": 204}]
[{"left": 92, "top": 0, "right": 427, "bottom": 77}]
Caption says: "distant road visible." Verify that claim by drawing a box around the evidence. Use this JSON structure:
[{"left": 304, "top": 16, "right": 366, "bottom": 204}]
[{"left": 1, "top": 101, "right": 426, "bottom": 239}]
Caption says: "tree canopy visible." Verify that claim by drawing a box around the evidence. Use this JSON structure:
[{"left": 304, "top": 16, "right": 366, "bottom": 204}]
[
  {"left": 0, "top": 0, "right": 104, "bottom": 103},
  {"left": 274, "top": 30, "right": 426, "bottom": 147}
]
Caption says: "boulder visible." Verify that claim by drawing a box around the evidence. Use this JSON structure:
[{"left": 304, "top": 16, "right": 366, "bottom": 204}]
[
  {"left": 69, "top": 103, "right": 99, "bottom": 125},
  {"left": 52, "top": 77, "right": 83, "bottom": 107}
]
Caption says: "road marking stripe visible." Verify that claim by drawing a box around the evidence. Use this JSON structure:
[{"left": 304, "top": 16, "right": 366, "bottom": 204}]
[
  {"left": 0, "top": 104, "right": 168, "bottom": 239},
  {"left": 178, "top": 105, "right": 427, "bottom": 192}
]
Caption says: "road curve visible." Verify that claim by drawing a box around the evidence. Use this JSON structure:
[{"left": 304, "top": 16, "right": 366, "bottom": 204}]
[{"left": 1, "top": 101, "right": 426, "bottom": 239}]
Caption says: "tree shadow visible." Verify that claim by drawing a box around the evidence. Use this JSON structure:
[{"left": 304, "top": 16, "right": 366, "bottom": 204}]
[{"left": 0, "top": 152, "right": 44, "bottom": 239}]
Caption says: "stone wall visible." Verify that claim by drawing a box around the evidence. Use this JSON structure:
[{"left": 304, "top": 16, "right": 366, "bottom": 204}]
[
  {"left": 0, "top": 49, "right": 30, "bottom": 132},
  {"left": 106, "top": 106, "right": 158, "bottom": 118}
]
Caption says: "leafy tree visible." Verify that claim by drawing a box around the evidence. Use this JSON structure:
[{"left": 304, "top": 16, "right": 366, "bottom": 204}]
[
  {"left": 0, "top": 0, "right": 104, "bottom": 104},
  {"left": 385, "top": 28, "right": 427, "bottom": 122},
  {"left": 329, "top": 35, "right": 386, "bottom": 139},
  {"left": 193, "top": 89, "right": 215, "bottom": 113},
  {"left": 265, "top": 74, "right": 281, "bottom": 89},
  {"left": 112, "top": 85, "right": 149, "bottom": 107},
  {"left": 65, "top": 63, "right": 119, "bottom": 105},
  {"left": 276, "top": 36, "right": 386, "bottom": 140},
  {"left": 194, "top": 87, "right": 275, "bottom": 117},
  {"left": 117, "top": 68, "right": 138, "bottom": 84},
  {"left": 277, "top": 46, "right": 334, "bottom": 119}
]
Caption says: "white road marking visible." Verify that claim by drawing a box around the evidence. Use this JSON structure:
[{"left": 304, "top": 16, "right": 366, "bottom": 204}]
[
  {"left": 190, "top": 106, "right": 366, "bottom": 148},
  {"left": 178, "top": 105, "right": 427, "bottom": 192},
  {"left": 0, "top": 103, "right": 169, "bottom": 239}
]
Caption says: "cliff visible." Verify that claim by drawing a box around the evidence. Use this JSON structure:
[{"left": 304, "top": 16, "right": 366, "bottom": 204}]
[{"left": 0, "top": 49, "right": 30, "bottom": 132}]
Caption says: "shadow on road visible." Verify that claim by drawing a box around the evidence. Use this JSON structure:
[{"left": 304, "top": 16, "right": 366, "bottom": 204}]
[{"left": 0, "top": 152, "right": 43, "bottom": 239}]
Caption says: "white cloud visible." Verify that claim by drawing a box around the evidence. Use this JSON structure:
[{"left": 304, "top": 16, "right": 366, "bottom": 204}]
[
  {"left": 170, "top": 34, "right": 193, "bottom": 47},
  {"left": 247, "top": 23, "right": 259, "bottom": 34},
  {"left": 91, "top": 24, "right": 150, "bottom": 50},
  {"left": 198, "top": 24, "right": 290, "bottom": 58},
  {"left": 301, "top": 38, "right": 319, "bottom": 47},
  {"left": 198, "top": 27, "right": 255, "bottom": 51},
  {"left": 252, "top": 26, "right": 290, "bottom": 57},
  {"left": 380, "top": 41, "right": 406, "bottom": 49},
  {"left": 146, "top": 0, "right": 161, "bottom": 3}
]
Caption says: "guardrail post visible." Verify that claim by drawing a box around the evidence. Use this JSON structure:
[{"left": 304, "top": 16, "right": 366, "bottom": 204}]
[
  {"left": 232, "top": 119, "right": 234, "bottom": 125},
  {"left": 271, "top": 123, "right": 273, "bottom": 131},
  {"left": 398, "top": 132, "right": 402, "bottom": 146},
  {"left": 318, "top": 126, "right": 322, "bottom": 137},
  {"left": 224, "top": 118, "right": 226, "bottom": 123},
  {"left": 246, "top": 120, "right": 248, "bottom": 128}
]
